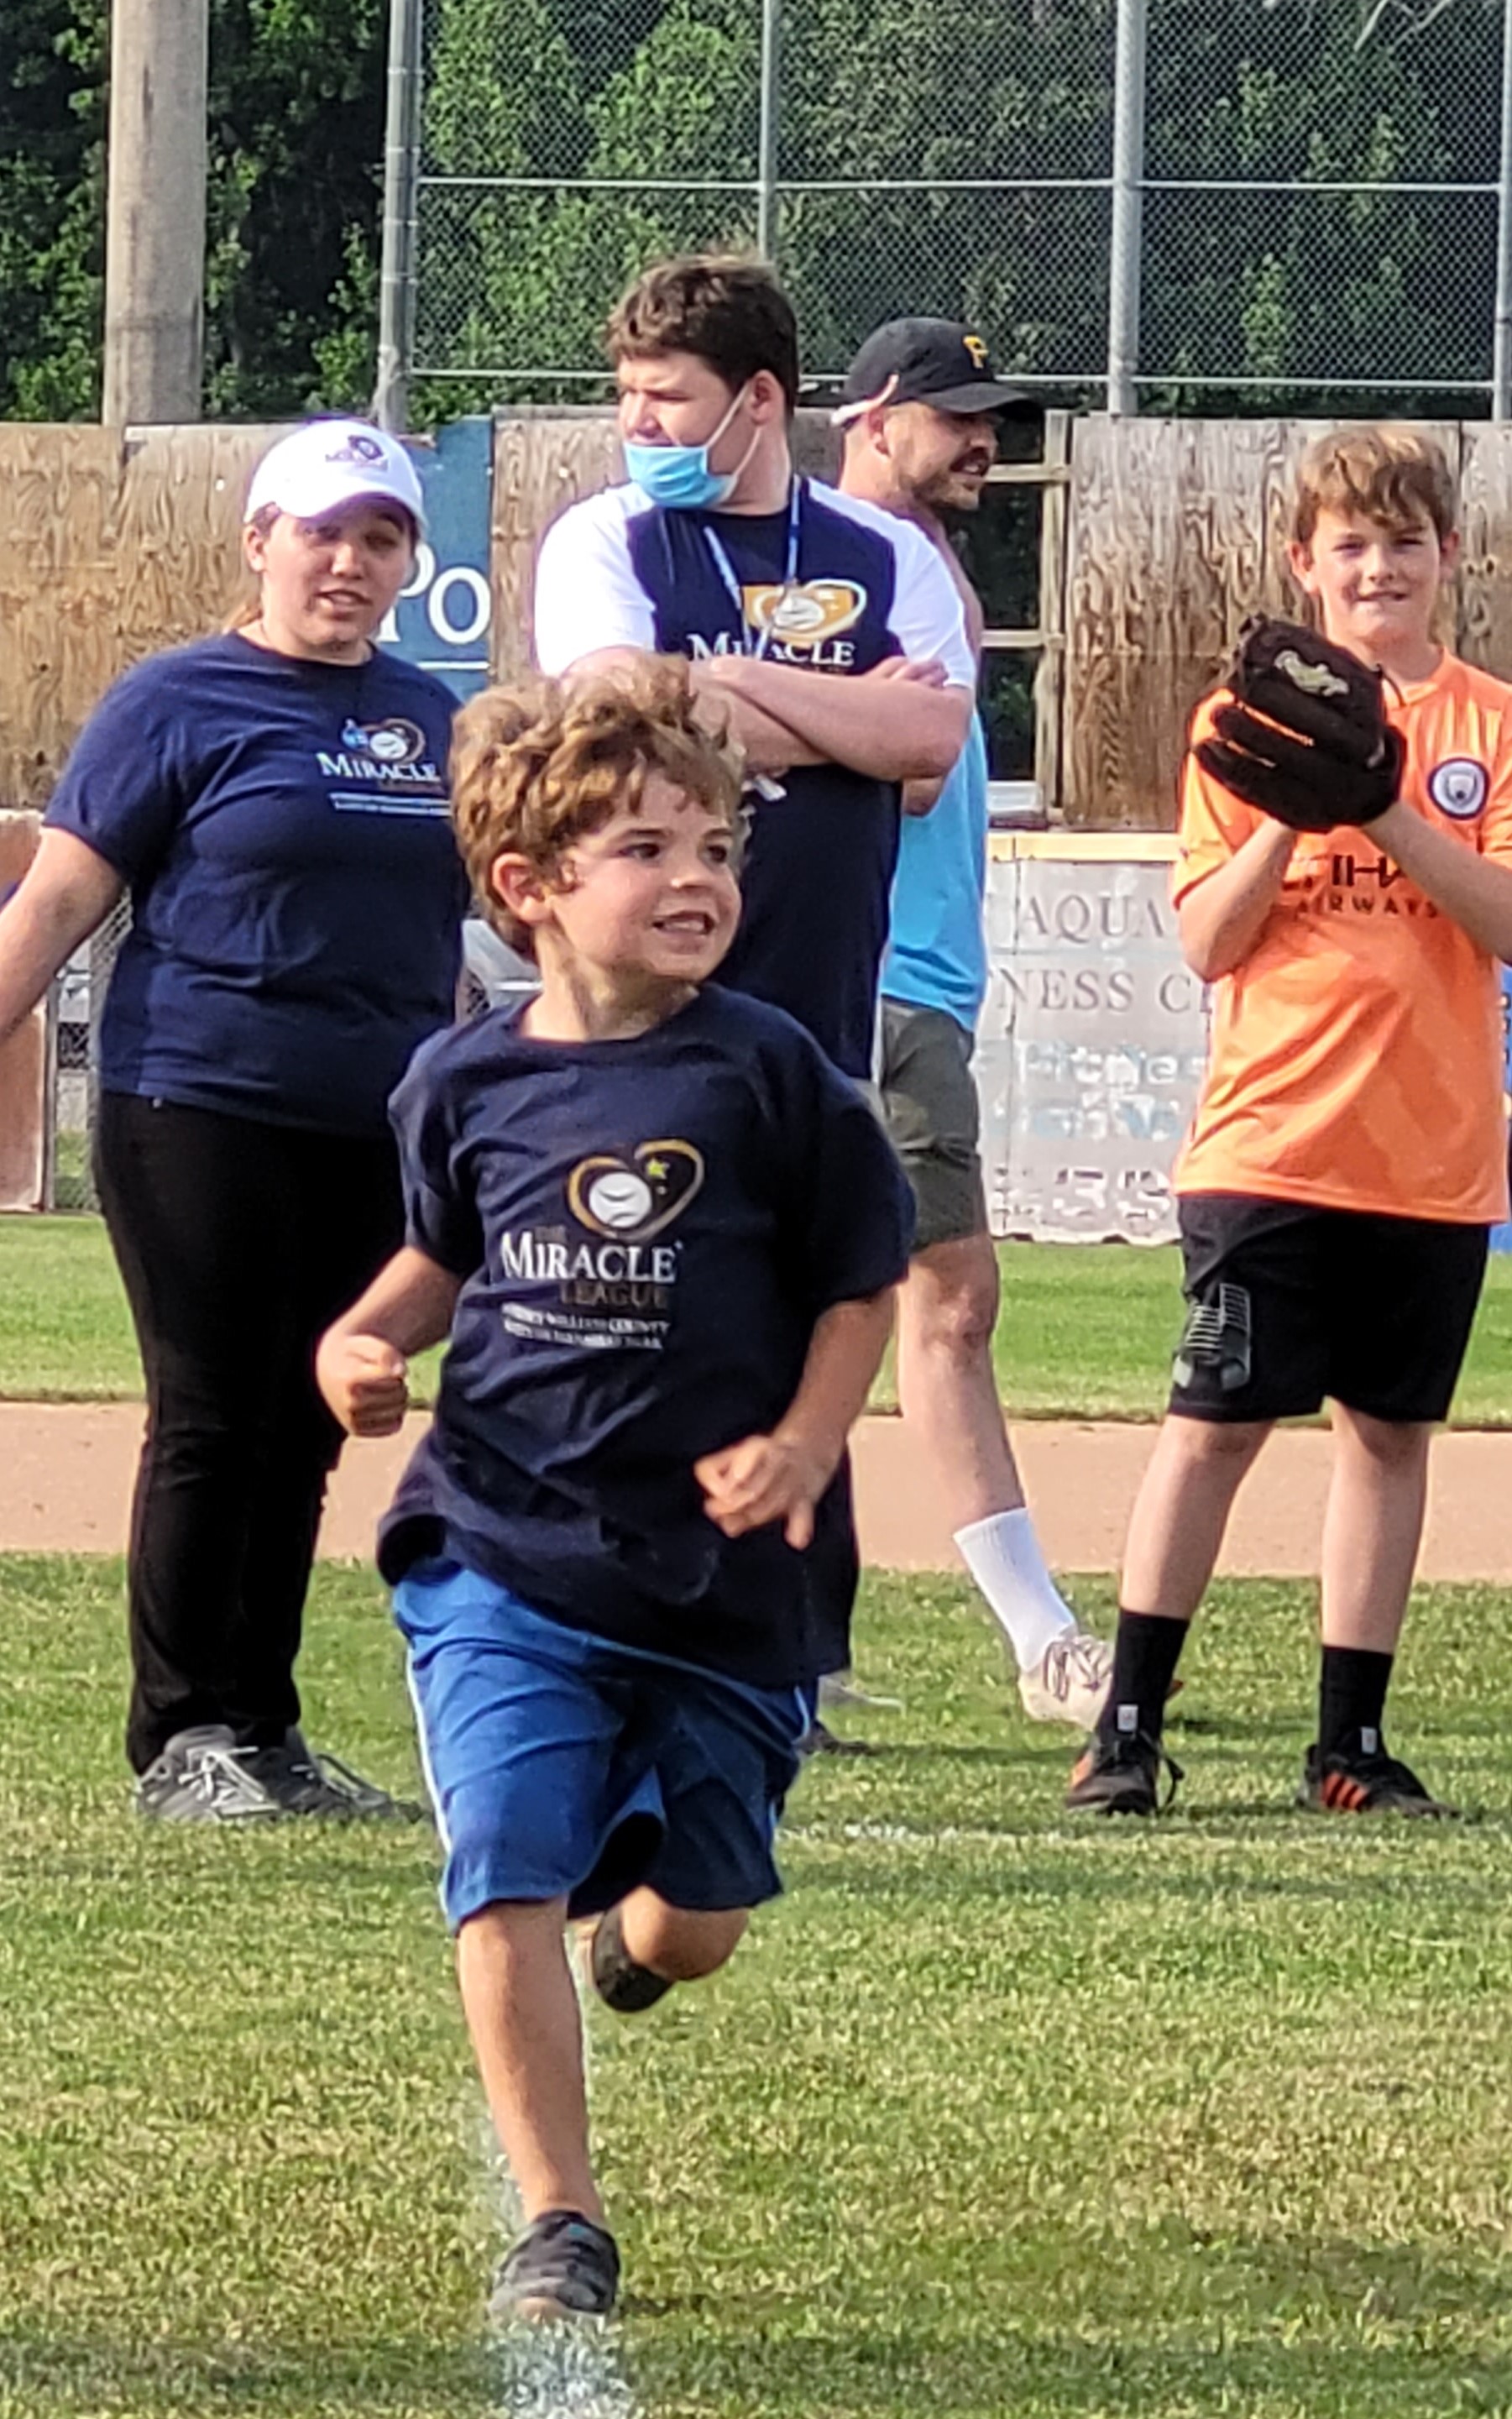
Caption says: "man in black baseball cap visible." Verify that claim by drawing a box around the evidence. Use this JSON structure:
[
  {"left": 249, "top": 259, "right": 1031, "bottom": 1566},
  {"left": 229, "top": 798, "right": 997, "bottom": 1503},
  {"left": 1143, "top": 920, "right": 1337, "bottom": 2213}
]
[
  {"left": 833, "top": 317, "right": 1039, "bottom": 521},
  {"left": 835, "top": 316, "right": 1039, "bottom": 423},
  {"left": 833, "top": 319, "right": 1112, "bottom": 1739}
]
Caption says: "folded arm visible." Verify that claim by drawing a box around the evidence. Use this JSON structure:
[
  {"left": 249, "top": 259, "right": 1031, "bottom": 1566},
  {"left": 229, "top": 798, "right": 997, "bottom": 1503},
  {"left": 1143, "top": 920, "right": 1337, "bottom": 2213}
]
[
  {"left": 562, "top": 644, "right": 824, "bottom": 772},
  {"left": 705, "top": 655, "right": 971, "bottom": 783},
  {"left": 1369, "top": 803, "right": 1512, "bottom": 962}
]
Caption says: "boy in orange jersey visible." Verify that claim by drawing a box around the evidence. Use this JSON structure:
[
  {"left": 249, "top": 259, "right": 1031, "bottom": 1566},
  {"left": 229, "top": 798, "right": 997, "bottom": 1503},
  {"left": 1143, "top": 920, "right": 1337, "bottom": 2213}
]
[{"left": 1068, "top": 424, "right": 1512, "bottom": 1819}]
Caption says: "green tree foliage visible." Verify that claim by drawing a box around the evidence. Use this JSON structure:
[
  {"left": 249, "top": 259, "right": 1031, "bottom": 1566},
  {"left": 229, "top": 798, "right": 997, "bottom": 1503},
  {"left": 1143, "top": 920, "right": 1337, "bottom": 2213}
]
[
  {"left": 418, "top": 0, "right": 1502, "bottom": 414},
  {"left": 0, "top": 0, "right": 1504, "bottom": 423},
  {"left": 0, "top": 0, "right": 385, "bottom": 419}
]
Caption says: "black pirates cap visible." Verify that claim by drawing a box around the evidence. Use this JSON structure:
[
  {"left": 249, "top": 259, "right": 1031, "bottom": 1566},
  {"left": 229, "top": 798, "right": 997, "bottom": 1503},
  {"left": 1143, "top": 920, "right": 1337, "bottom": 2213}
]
[{"left": 834, "top": 317, "right": 1039, "bottom": 421}]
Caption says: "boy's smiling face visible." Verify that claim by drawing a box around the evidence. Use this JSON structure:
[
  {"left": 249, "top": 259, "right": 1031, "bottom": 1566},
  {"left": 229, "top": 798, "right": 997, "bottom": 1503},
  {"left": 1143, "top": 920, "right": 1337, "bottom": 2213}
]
[
  {"left": 496, "top": 776, "right": 742, "bottom": 1001},
  {"left": 1288, "top": 505, "right": 1457, "bottom": 672}
]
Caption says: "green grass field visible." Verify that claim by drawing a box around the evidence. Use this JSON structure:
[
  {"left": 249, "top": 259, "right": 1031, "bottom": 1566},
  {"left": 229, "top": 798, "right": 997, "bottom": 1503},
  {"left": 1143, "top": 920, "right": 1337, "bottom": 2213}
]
[
  {"left": 10, "top": 1213, "right": 1512, "bottom": 1422},
  {"left": 2, "top": 1558, "right": 1509, "bottom": 2418}
]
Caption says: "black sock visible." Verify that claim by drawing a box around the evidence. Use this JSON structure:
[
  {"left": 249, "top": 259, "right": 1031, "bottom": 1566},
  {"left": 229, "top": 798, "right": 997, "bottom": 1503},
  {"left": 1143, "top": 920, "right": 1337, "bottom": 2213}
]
[
  {"left": 1095, "top": 1610, "right": 1190, "bottom": 1747},
  {"left": 590, "top": 1904, "right": 673, "bottom": 2014},
  {"left": 1317, "top": 1644, "right": 1394, "bottom": 1764}
]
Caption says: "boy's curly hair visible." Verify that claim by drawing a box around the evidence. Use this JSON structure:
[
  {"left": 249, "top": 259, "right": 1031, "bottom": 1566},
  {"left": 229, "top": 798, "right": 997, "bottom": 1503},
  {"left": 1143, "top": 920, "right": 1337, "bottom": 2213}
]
[
  {"left": 451, "top": 659, "right": 746, "bottom": 956},
  {"left": 1292, "top": 425, "right": 1457, "bottom": 548}
]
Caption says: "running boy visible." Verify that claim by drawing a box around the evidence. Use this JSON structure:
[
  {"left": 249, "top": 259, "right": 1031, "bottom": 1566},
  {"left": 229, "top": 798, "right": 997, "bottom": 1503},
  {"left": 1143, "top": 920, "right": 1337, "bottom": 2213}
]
[
  {"left": 317, "top": 664, "right": 912, "bottom": 2317},
  {"left": 1067, "top": 424, "right": 1512, "bottom": 1819}
]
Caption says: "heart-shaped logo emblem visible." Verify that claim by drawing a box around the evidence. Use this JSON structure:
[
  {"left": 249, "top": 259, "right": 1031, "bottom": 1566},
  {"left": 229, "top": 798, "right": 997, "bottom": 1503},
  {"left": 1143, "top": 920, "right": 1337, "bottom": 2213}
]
[{"left": 567, "top": 1139, "right": 705, "bottom": 1240}]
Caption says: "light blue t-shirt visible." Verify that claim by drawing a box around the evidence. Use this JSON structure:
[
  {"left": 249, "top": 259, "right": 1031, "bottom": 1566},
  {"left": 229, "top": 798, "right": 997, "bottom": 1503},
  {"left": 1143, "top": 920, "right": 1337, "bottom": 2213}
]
[{"left": 880, "top": 709, "right": 989, "bottom": 1034}]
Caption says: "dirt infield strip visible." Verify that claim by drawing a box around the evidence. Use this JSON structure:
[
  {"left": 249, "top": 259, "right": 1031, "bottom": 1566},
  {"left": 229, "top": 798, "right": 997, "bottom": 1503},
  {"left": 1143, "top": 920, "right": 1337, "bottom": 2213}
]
[{"left": 4, "top": 1402, "right": 1512, "bottom": 1579}]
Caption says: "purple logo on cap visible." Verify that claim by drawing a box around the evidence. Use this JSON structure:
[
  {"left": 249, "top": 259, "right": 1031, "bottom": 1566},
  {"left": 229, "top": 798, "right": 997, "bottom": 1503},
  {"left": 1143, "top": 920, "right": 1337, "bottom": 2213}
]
[{"left": 327, "top": 432, "right": 386, "bottom": 467}]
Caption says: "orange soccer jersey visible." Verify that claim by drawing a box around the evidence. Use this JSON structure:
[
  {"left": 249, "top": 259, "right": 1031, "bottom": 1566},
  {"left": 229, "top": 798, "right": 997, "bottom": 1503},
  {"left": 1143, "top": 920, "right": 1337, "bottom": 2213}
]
[{"left": 1171, "top": 650, "right": 1512, "bottom": 1223}]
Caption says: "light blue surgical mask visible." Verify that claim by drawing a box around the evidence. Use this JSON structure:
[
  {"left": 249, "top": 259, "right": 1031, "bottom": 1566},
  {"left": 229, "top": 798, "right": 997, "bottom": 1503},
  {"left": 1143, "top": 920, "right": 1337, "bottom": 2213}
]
[{"left": 622, "top": 383, "right": 757, "bottom": 511}]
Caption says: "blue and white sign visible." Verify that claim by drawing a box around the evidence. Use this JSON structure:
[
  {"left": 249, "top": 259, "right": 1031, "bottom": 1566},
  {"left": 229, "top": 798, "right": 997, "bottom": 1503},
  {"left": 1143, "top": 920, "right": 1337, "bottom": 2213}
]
[{"left": 379, "top": 416, "right": 492, "bottom": 700}]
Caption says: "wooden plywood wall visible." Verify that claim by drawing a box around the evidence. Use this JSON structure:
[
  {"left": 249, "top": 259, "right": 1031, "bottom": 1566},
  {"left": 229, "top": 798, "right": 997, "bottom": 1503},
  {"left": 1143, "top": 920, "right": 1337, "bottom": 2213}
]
[
  {"left": 1059, "top": 416, "right": 1476, "bottom": 829},
  {"left": 0, "top": 424, "right": 280, "bottom": 814},
  {"left": 1456, "top": 424, "right": 1512, "bottom": 683}
]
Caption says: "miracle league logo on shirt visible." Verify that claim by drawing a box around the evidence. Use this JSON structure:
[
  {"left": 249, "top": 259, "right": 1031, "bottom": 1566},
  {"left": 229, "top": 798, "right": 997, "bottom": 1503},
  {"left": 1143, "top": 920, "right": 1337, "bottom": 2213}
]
[
  {"left": 689, "top": 579, "right": 869, "bottom": 670},
  {"left": 495, "top": 1141, "right": 706, "bottom": 1350},
  {"left": 315, "top": 715, "right": 448, "bottom": 815}
]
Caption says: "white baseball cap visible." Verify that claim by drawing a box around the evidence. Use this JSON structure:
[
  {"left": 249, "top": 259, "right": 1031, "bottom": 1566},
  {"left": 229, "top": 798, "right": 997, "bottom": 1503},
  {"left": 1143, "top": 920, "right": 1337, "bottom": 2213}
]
[{"left": 245, "top": 418, "right": 426, "bottom": 531}]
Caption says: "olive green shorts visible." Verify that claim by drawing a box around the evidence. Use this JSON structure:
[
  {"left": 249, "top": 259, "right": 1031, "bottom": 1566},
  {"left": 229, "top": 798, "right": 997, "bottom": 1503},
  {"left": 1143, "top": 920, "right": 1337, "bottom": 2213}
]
[{"left": 876, "top": 996, "right": 987, "bottom": 1254}]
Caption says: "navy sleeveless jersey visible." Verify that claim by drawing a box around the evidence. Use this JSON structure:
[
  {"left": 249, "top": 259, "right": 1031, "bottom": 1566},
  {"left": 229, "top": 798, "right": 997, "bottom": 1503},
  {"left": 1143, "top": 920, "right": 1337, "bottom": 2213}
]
[{"left": 534, "top": 479, "right": 972, "bottom": 1076}]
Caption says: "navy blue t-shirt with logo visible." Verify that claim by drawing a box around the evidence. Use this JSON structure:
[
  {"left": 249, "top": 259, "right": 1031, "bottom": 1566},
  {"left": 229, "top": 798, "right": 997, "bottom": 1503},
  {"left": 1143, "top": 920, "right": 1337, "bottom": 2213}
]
[
  {"left": 534, "top": 479, "right": 973, "bottom": 1077},
  {"left": 44, "top": 633, "right": 468, "bottom": 1138},
  {"left": 379, "top": 986, "right": 914, "bottom": 1687}
]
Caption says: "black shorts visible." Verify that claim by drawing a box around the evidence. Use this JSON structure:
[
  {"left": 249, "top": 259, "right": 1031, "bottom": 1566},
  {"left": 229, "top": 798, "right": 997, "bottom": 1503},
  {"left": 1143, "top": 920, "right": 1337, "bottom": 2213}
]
[{"left": 1169, "top": 1193, "right": 1488, "bottom": 1426}]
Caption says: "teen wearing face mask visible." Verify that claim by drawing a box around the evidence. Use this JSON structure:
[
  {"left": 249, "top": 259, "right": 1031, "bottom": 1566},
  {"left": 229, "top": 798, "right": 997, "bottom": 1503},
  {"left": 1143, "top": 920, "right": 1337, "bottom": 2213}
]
[
  {"left": 532, "top": 255, "right": 975, "bottom": 1746},
  {"left": 532, "top": 254, "right": 976, "bottom": 1090},
  {"left": 0, "top": 420, "right": 470, "bottom": 1822}
]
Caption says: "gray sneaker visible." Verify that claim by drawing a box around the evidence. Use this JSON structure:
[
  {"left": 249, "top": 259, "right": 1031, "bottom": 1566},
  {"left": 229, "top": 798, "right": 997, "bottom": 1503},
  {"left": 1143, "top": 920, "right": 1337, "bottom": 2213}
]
[
  {"left": 134, "top": 1725, "right": 285, "bottom": 1824},
  {"left": 491, "top": 2210, "right": 620, "bottom": 2322},
  {"left": 244, "top": 1729, "right": 428, "bottom": 1822}
]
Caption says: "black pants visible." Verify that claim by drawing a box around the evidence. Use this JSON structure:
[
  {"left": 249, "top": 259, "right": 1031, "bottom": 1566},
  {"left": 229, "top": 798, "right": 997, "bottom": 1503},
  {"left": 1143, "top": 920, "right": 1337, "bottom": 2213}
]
[{"left": 95, "top": 1094, "right": 405, "bottom": 1772}]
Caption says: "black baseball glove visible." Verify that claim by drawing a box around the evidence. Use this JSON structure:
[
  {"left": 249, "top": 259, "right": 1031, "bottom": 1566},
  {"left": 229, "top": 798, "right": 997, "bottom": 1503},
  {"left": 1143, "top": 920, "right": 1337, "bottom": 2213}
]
[{"left": 1192, "top": 616, "right": 1405, "bottom": 832}]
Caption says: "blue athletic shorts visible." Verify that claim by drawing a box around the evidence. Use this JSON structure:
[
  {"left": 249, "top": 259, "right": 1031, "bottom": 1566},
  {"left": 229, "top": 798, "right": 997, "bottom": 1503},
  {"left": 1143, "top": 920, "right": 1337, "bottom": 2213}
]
[{"left": 394, "top": 1558, "right": 810, "bottom": 1934}]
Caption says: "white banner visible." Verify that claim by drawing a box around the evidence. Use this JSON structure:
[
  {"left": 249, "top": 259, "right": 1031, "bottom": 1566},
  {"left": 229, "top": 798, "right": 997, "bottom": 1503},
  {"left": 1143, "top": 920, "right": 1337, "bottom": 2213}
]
[{"left": 977, "top": 835, "right": 1207, "bottom": 1244}]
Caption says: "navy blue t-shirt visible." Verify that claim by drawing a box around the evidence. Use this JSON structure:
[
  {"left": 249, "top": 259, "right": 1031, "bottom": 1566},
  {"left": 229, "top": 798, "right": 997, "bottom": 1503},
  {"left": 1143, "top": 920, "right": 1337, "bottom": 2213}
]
[
  {"left": 379, "top": 987, "right": 914, "bottom": 1687},
  {"left": 535, "top": 479, "right": 973, "bottom": 1077},
  {"left": 44, "top": 634, "right": 468, "bottom": 1137}
]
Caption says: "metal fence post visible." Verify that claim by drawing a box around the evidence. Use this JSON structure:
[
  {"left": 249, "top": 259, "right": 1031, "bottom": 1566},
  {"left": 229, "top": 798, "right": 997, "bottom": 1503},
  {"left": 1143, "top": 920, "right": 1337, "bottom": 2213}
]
[
  {"left": 1495, "top": 0, "right": 1512, "bottom": 419},
  {"left": 374, "top": 0, "right": 424, "bottom": 433},
  {"left": 756, "top": 0, "right": 781, "bottom": 265},
  {"left": 1107, "top": 0, "right": 1148, "bottom": 418}
]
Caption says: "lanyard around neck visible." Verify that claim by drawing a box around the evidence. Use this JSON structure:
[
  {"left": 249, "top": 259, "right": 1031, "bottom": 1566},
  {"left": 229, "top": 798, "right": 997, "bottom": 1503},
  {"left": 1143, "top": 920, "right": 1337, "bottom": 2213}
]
[{"left": 698, "top": 478, "right": 804, "bottom": 662}]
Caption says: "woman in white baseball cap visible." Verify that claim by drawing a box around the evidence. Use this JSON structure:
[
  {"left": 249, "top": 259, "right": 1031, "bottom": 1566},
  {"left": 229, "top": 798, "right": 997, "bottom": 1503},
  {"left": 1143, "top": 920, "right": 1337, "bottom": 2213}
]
[{"left": 0, "top": 418, "right": 469, "bottom": 1823}]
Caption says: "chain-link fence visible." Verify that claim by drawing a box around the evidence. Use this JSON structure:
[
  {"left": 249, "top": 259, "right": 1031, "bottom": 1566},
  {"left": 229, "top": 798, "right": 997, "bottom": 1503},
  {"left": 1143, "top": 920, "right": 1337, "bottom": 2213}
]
[
  {"left": 405, "top": 0, "right": 1511, "bottom": 417},
  {"left": 45, "top": 907, "right": 131, "bottom": 1212}
]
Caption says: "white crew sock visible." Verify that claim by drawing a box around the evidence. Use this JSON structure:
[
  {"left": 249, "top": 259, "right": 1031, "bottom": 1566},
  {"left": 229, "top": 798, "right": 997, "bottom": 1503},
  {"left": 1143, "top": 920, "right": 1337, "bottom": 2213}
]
[{"left": 954, "top": 1506, "right": 1077, "bottom": 1672}]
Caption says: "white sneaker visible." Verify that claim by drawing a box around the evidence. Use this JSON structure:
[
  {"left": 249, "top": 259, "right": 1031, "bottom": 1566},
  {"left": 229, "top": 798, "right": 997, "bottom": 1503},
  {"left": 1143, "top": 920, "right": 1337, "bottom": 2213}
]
[{"left": 1018, "top": 1631, "right": 1113, "bottom": 1730}]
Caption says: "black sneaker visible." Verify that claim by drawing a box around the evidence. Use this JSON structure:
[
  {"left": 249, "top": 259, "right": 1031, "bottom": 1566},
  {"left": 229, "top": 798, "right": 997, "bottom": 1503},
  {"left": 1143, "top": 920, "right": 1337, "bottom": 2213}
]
[
  {"left": 1297, "top": 1742, "right": 1457, "bottom": 1819},
  {"left": 1065, "top": 1728, "right": 1183, "bottom": 1816},
  {"left": 490, "top": 2210, "right": 620, "bottom": 2322},
  {"left": 589, "top": 1903, "right": 674, "bottom": 2014},
  {"left": 243, "top": 1730, "right": 427, "bottom": 1821},
  {"left": 798, "top": 1717, "right": 881, "bottom": 1760}
]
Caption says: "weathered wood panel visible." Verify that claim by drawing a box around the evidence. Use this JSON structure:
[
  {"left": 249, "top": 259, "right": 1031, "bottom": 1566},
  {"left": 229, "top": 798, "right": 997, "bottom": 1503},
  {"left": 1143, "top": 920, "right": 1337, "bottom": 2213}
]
[
  {"left": 0, "top": 423, "right": 288, "bottom": 814},
  {"left": 1456, "top": 424, "right": 1512, "bottom": 681},
  {"left": 1063, "top": 417, "right": 1461, "bottom": 830},
  {"left": 112, "top": 424, "right": 280, "bottom": 663},
  {"left": 0, "top": 428, "right": 122, "bottom": 817},
  {"left": 490, "top": 414, "right": 625, "bottom": 680}
]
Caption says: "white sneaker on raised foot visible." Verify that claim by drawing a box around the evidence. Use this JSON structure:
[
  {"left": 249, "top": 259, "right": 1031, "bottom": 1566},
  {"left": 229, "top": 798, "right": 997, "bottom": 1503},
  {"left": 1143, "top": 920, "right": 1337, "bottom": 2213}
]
[{"left": 1018, "top": 1631, "right": 1113, "bottom": 1731}]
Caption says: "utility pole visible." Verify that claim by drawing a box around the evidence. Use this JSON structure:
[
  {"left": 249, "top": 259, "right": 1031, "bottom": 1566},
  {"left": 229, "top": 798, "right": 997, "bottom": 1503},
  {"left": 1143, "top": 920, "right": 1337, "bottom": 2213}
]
[
  {"left": 374, "top": 0, "right": 424, "bottom": 432},
  {"left": 102, "top": 0, "right": 209, "bottom": 425},
  {"left": 1495, "top": 0, "right": 1512, "bottom": 419},
  {"left": 756, "top": 0, "right": 781, "bottom": 264},
  {"left": 1106, "top": 0, "right": 1148, "bottom": 418}
]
